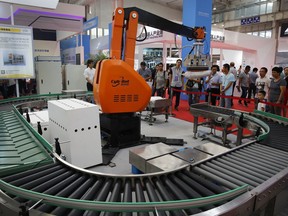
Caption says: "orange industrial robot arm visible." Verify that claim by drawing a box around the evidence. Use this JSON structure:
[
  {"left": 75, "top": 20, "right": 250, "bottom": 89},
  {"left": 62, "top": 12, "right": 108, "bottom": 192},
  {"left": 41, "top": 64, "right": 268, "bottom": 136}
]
[
  {"left": 93, "top": 7, "right": 206, "bottom": 114},
  {"left": 93, "top": 8, "right": 151, "bottom": 114}
]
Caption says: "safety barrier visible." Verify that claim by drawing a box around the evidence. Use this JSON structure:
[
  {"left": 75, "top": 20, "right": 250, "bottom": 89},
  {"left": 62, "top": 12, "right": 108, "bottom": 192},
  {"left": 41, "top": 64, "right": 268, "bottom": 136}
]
[{"left": 170, "top": 87, "right": 288, "bottom": 111}]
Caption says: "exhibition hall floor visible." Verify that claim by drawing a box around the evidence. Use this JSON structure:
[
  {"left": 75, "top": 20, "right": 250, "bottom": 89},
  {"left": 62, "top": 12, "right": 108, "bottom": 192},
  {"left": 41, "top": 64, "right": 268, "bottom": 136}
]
[{"left": 88, "top": 113, "right": 242, "bottom": 175}]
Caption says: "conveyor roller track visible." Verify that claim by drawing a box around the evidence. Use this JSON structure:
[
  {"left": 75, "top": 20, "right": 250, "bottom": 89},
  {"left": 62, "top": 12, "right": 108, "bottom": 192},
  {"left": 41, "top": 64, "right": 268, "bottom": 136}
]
[
  {"left": 251, "top": 113, "right": 288, "bottom": 152},
  {"left": 1, "top": 142, "right": 288, "bottom": 215},
  {"left": 0, "top": 97, "right": 288, "bottom": 216}
]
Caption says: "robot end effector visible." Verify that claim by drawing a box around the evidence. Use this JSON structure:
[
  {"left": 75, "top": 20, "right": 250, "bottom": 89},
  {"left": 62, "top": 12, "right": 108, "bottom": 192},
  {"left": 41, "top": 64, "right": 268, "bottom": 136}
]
[
  {"left": 122, "top": 7, "right": 211, "bottom": 72},
  {"left": 183, "top": 27, "right": 211, "bottom": 72}
]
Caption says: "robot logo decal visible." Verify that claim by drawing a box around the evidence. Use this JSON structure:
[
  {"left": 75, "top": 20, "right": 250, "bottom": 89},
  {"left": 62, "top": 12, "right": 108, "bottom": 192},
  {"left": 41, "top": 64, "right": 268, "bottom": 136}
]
[
  {"left": 111, "top": 80, "right": 120, "bottom": 87},
  {"left": 111, "top": 76, "right": 129, "bottom": 87}
]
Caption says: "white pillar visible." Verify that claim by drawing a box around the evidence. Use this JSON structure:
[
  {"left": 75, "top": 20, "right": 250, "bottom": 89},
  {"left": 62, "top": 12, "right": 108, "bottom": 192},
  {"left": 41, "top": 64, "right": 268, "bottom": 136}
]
[
  {"left": 163, "top": 42, "right": 167, "bottom": 70},
  {"left": 11, "top": 4, "right": 20, "bottom": 97},
  {"left": 220, "top": 48, "right": 223, "bottom": 67}
]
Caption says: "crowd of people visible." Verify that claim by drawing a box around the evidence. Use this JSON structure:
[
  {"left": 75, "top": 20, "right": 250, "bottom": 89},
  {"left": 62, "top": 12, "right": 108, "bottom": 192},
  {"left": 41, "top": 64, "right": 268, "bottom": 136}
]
[
  {"left": 0, "top": 79, "right": 36, "bottom": 99},
  {"left": 2, "top": 59, "right": 287, "bottom": 118},
  {"left": 137, "top": 60, "right": 288, "bottom": 117}
]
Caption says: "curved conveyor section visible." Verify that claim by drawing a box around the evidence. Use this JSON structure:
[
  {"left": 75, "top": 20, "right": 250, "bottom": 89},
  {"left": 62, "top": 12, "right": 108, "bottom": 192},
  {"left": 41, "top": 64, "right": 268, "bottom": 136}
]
[
  {"left": 0, "top": 110, "right": 53, "bottom": 176},
  {"left": 0, "top": 97, "right": 287, "bottom": 216},
  {"left": 251, "top": 111, "right": 288, "bottom": 152}
]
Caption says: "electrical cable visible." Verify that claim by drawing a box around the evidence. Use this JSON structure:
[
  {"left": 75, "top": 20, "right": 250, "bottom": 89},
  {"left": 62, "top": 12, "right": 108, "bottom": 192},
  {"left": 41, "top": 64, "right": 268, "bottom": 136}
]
[
  {"left": 188, "top": 46, "right": 195, "bottom": 55},
  {"left": 136, "top": 26, "right": 147, "bottom": 42},
  {"left": 174, "top": 33, "right": 178, "bottom": 49}
]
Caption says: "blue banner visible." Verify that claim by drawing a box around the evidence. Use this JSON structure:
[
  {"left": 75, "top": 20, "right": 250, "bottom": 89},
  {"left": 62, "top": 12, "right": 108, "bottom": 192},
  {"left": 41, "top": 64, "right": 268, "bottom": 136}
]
[
  {"left": 83, "top": 16, "right": 98, "bottom": 32},
  {"left": 60, "top": 34, "right": 90, "bottom": 64}
]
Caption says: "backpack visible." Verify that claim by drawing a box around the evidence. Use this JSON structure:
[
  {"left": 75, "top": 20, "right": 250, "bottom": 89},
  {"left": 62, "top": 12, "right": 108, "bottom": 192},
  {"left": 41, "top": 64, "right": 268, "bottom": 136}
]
[
  {"left": 186, "top": 79, "right": 194, "bottom": 88},
  {"left": 198, "top": 78, "right": 204, "bottom": 91}
]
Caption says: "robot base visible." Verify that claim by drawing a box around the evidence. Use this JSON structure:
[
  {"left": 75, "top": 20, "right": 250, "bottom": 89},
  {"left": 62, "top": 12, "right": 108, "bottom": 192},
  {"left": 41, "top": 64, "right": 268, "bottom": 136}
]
[{"left": 100, "top": 113, "right": 141, "bottom": 148}]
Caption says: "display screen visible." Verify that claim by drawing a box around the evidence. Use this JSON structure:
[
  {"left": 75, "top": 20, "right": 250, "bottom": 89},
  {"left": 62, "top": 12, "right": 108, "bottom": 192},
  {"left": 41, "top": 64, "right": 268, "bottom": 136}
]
[{"left": 0, "top": 25, "right": 34, "bottom": 79}]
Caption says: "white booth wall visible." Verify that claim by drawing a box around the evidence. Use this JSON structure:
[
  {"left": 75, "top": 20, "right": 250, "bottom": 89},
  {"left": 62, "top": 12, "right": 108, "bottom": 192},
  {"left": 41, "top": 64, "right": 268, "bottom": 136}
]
[
  {"left": 242, "top": 51, "right": 257, "bottom": 69},
  {"left": 211, "top": 48, "right": 258, "bottom": 71},
  {"left": 223, "top": 28, "right": 276, "bottom": 74},
  {"left": 209, "top": 28, "right": 276, "bottom": 75},
  {"left": 211, "top": 48, "right": 243, "bottom": 68}
]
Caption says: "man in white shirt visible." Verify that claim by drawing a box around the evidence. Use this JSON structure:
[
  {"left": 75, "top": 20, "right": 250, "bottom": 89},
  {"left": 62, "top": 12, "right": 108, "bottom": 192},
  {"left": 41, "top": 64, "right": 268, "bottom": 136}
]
[
  {"left": 169, "top": 59, "right": 184, "bottom": 111},
  {"left": 255, "top": 67, "right": 270, "bottom": 110},
  {"left": 255, "top": 67, "right": 270, "bottom": 97},
  {"left": 229, "top": 62, "right": 237, "bottom": 106},
  {"left": 220, "top": 63, "right": 236, "bottom": 108},
  {"left": 205, "top": 65, "right": 221, "bottom": 106},
  {"left": 83, "top": 59, "right": 95, "bottom": 91}
]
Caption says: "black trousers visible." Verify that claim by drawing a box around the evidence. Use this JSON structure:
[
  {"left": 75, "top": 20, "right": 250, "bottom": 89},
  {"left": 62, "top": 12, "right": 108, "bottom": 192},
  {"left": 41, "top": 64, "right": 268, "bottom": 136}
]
[
  {"left": 0, "top": 85, "right": 8, "bottom": 99},
  {"left": 248, "top": 83, "right": 256, "bottom": 100},
  {"left": 156, "top": 88, "right": 165, "bottom": 97},
  {"left": 205, "top": 88, "right": 220, "bottom": 106},
  {"left": 86, "top": 82, "right": 93, "bottom": 91},
  {"left": 231, "top": 81, "right": 236, "bottom": 105},
  {"left": 170, "top": 86, "right": 182, "bottom": 108},
  {"left": 239, "top": 86, "right": 248, "bottom": 105}
]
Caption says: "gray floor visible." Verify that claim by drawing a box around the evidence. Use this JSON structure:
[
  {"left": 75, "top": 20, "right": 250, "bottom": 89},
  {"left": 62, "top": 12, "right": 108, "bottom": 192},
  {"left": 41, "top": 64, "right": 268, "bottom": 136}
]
[{"left": 88, "top": 115, "right": 238, "bottom": 174}]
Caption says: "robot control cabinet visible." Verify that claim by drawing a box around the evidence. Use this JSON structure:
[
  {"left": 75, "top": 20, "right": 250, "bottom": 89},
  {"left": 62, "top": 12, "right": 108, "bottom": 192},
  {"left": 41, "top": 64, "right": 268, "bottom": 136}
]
[
  {"left": 62, "top": 64, "right": 87, "bottom": 91},
  {"left": 28, "top": 110, "right": 51, "bottom": 143},
  {"left": 48, "top": 99, "right": 102, "bottom": 168},
  {"left": 35, "top": 57, "right": 62, "bottom": 94}
]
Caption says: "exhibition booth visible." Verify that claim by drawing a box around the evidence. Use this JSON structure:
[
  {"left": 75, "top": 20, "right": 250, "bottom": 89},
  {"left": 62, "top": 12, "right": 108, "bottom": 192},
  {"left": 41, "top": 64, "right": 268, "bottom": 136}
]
[
  {"left": 0, "top": 2, "right": 288, "bottom": 216},
  {"left": 0, "top": 1, "right": 278, "bottom": 94},
  {"left": 29, "top": 26, "right": 277, "bottom": 94}
]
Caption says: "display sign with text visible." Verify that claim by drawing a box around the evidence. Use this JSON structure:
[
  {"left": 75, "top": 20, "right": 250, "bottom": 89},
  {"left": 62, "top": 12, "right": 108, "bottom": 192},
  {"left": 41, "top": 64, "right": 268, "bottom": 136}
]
[
  {"left": 241, "top": 16, "right": 260, "bottom": 25},
  {"left": 0, "top": 25, "right": 34, "bottom": 79}
]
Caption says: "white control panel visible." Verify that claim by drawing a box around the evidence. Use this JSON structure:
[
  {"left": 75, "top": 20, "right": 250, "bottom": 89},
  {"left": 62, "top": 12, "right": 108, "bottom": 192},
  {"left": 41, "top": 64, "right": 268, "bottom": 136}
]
[{"left": 48, "top": 99, "right": 102, "bottom": 168}]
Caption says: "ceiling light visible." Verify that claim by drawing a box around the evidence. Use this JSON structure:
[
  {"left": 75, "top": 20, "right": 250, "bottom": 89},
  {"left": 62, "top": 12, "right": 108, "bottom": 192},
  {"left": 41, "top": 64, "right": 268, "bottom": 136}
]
[{"left": 213, "top": 7, "right": 216, "bottom": 10}]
